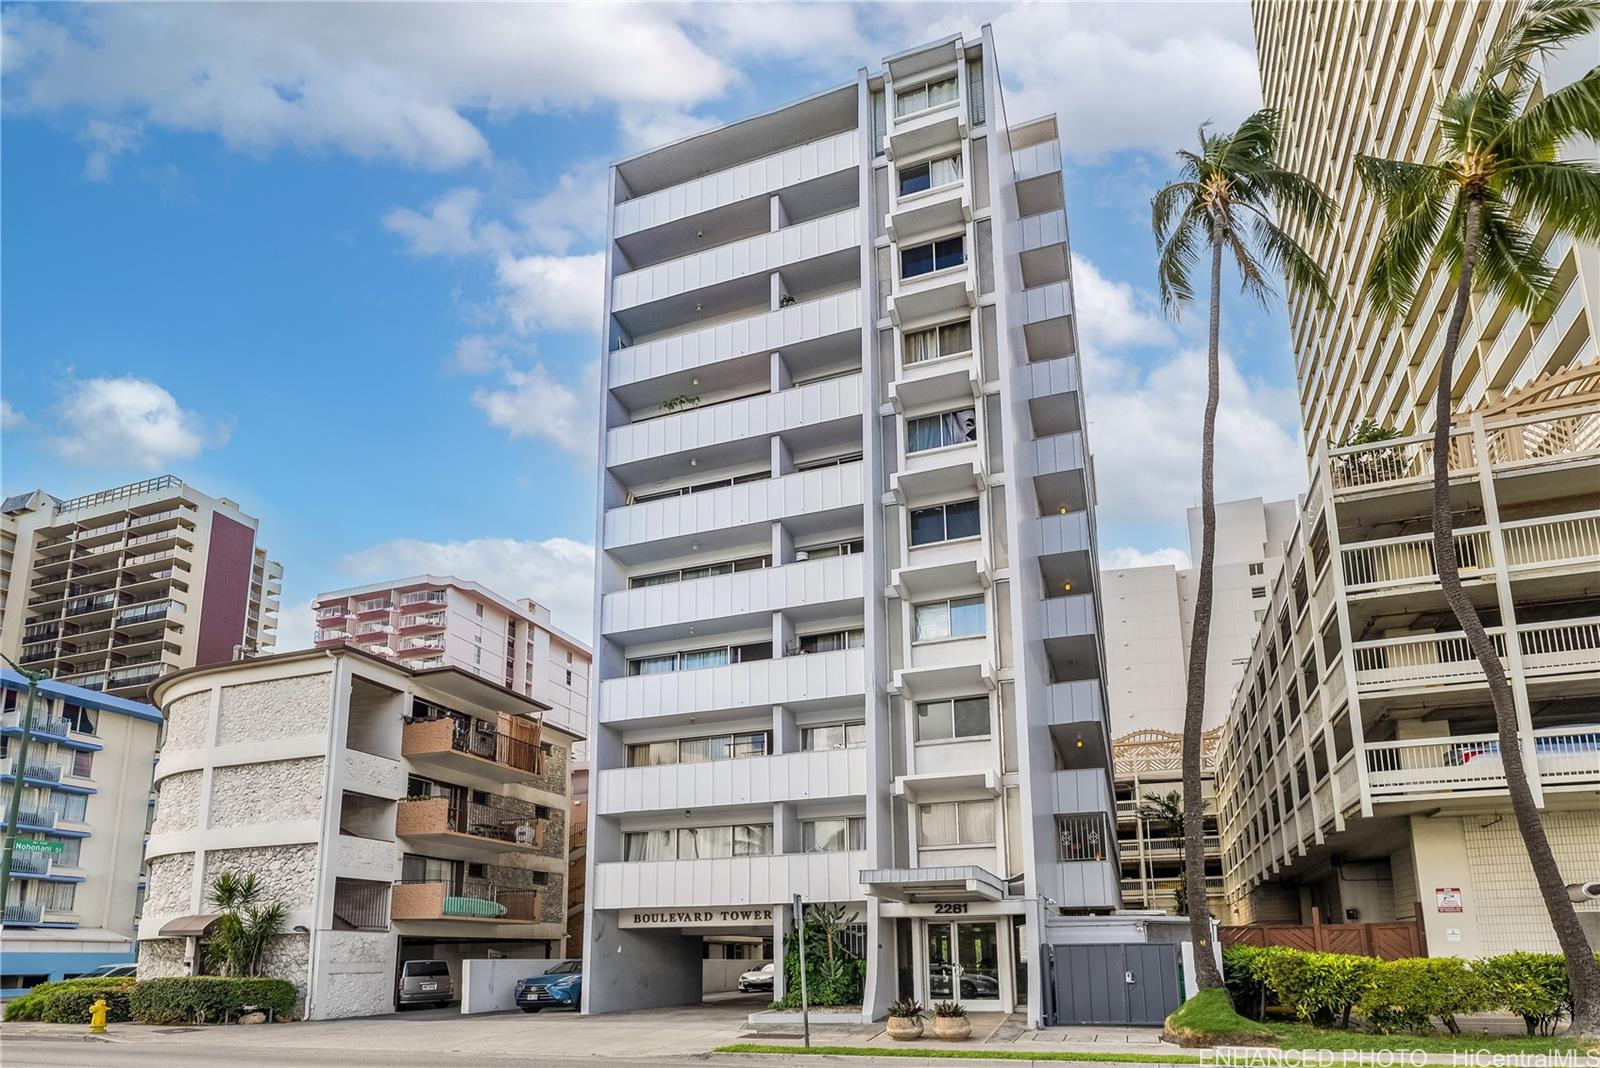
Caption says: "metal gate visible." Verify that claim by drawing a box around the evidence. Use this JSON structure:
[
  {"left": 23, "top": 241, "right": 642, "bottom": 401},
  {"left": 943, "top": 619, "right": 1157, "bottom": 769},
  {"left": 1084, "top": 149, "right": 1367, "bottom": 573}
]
[{"left": 1050, "top": 943, "right": 1182, "bottom": 1025}]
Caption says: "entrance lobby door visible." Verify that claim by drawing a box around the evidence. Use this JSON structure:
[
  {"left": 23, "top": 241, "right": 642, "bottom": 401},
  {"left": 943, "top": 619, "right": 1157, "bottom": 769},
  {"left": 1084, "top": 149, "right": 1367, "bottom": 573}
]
[{"left": 926, "top": 920, "right": 1003, "bottom": 1010}]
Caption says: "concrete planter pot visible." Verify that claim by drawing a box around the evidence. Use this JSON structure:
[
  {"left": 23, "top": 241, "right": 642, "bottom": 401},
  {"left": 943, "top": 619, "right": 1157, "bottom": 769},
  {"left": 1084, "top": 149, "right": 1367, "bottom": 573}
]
[
  {"left": 886, "top": 1016, "right": 924, "bottom": 1041},
  {"left": 932, "top": 1015, "right": 971, "bottom": 1041}
]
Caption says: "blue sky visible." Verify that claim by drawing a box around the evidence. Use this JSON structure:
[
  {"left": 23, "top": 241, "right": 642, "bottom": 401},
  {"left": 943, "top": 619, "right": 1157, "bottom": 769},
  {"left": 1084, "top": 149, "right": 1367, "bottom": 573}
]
[{"left": 1, "top": 2, "right": 1310, "bottom": 648}]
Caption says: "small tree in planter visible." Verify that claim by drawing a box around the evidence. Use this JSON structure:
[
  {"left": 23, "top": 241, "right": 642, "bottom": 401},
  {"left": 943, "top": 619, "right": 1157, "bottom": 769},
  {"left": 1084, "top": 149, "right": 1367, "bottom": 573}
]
[
  {"left": 205, "top": 872, "right": 289, "bottom": 978},
  {"left": 931, "top": 1000, "right": 970, "bottom": 1041},
  {"left": 885, "top": 999, "right": 925, "bottom": 1040}
]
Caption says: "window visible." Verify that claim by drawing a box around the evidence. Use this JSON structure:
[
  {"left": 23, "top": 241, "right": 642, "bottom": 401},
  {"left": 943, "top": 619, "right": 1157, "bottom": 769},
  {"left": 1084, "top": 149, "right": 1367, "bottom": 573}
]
[
  {"left": 802, "top": 817, "right": 866, "bottom": 853},
  {"left": 914, "top": 697, "right": 990, "bottom": 742},
  {"left": 912, "top": 595, "right": 985, "bottom": 642},
  {"left": 55, "top": 837, "right": 82, "bottom": 867},
  {"left": 70, "top": 750, "right": 93, "bottom": 779},
  {"left": 49, "top": 793, "right": 87, "bottom": 823},
  {"left": 900, "top": 235, "right": 965, "bottom": 279},
  {"left": 797, "top": 629, "right": 864, "bottom": 654},
  {"left": 37, "top": 881, "right": 76, "bottom": 912},
  {"left": 60, "top": 705, "right": 97, "bottom": 736},
  {"left": 627, "top": 731, "right": 769, "bottom": 768},
  {"left": 1251, "top": 586, "right": 1267, "bottom": 598},
  {"left": 906, "top": 407, "right": 976, "bottom": 453},
  {"left": 565, "top": 670, "right": 572, "bottom": 686},
  {"left": 631, "top": 470, "right": 770, "bottom": 504},
  {"left": 629, "top": 553, "right": 772, "bottom": 589},
  {"left": 794, "top": 451, "right": 864, "bottom": 471},
  {"left": 917, "top": 800, "right": 994, "bottom": 847},
  {"left": 801, "top": 722, "right": 866, "bottom": 751},
  {"left": 898, "top": 153, "right": 962, "bottom": 197},
  {"left": 624, "top": 830, "right": 673, "bottom": 861},
  {"left": 675, "top": 823, "right": 774, "bottom": 860},
  {"left": 895, "top": 75, "right": 958, "bottom": 117},
  {"left": 627, "top": 642, "right": 772, "bottom": 675},
  {"left": 797, "top": 539, "right": 863, "bottom": 560},
  {"left": 903, "top": 320, "right": 973, "bottom": 365},
  {"left": 909, "top": 499, "right": 980, "bottom": 545},
  {"left": 475, "top": 604, "right": 485, "bottom": 618},
  {"left": 400, "top": 854, "right": 459, "bottom": 885},
  {"left": 1249, "top": 562, "right": 1264, "bottom": 576},
  {"left": 566, "top": 651, "right": 573, "bottom": 664}
]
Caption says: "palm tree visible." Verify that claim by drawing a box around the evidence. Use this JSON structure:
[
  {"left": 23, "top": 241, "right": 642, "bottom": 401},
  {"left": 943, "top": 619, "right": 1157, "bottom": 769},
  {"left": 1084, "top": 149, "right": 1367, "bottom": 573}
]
[
  {"left": 1152, "top": 109, "right": 1334, "bottom": 991},
  {"left": 1137, "top": 791, "right": 1188, "bottom": 915},
  {"left": 1356, "top": 0, "right": 1600, "bottom": 1035},
  {"left": 207, "top": 871, "right": 289, "bottom": 978}
]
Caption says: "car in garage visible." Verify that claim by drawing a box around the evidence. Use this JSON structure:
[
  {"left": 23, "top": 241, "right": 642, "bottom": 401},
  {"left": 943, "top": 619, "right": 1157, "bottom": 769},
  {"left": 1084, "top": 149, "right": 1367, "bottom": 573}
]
[
  {"left": 737, "top": 962, "right": 775, "bottom": 993},
  {"left": 515, "top": 960, "right": 582, "bottom": 1012},
  {"left": 396, "top": 959, "right": 454, "bottom": 1010}
]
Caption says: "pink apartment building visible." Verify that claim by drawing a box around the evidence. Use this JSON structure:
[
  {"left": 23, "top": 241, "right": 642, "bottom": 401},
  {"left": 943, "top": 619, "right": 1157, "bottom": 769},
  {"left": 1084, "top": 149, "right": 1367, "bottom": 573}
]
[{"left": 311, "top": 575, "right": 590, "bottom": 743}]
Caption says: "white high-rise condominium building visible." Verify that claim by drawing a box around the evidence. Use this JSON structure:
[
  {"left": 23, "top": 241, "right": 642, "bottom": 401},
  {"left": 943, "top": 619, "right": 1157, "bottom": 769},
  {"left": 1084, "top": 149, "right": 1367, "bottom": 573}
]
[
  {"left": 1214, "top": 1, "right": 1600, "bottom": 954},
  {"left": 1, "top": 476, "right": 283, "bottom": 698},
  {"left": 1102, "top": 498, "right": 1297, "bottom": 917},
  {"left": 584, "top": 30, "right": 1193, "bottom": 1028}
]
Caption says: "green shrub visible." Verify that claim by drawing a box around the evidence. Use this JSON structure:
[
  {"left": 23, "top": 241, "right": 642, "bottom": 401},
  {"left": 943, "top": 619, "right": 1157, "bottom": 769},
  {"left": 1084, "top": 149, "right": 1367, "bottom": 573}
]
[
  {"left": 1361, "top": 957, "right": 1489, "bottom": 1034},
  {"left": 1474, "top": 952, "right": 1570, "bottom": 1036},
  {"left": 2, "top": 977, "right": 134, "bottom": 1023},
  {"left": 1222, "top": 945, "right": 1289, "bottom": 1020},
  {"left": 129, "top": 977, "right": 298, "bottom": 1025},
  {"left": 1260, "top": 949, "right": 1377, "bottom": 1028}
]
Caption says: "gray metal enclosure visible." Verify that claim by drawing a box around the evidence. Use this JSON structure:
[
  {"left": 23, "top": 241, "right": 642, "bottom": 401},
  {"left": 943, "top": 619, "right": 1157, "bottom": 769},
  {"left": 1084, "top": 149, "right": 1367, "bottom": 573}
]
[{"left": 1050, "top": 943, "right": 1182, "bottom": 1025}]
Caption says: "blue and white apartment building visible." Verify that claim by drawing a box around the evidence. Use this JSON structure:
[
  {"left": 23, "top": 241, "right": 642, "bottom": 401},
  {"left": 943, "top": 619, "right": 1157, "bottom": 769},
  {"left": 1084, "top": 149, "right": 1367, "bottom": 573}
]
[{"left": 1, "top": 669, "right": 162, "bottom": 996}]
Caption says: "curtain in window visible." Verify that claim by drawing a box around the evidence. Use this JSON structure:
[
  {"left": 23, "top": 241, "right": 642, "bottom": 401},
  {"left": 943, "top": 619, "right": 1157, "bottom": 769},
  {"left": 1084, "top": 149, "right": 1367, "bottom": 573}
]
[
  {"left": 39, "top": 881, "right": 76, "bottom": 911},
  {"left": 938, "top": 320, "right": 972, "bottom": 356},
  {"left": 894, "top": 85, "right": 926, "bottom": 118},
  {"left": 632, "top": 573, "right": 676, "bottom": 588},
  {"left": 845, "top": 723, "right": 867, "bottom": 747},
  {"left": 905, "top": 328, "right": 936, "bottom": 364},
  {"left": 948, "top": 595, "right": 985, "bottom": 637},
  {"left": 907, "top": 415, "right": 944, "bottom": 453},
  {"left": 942, "top": 407, "right": 977, "bottom": 445},
  {"left": 804, "top": 724, "right": 844, "bottom": 751},
  {"left": 57, "top": 837, "right": 82, "bottom": 867},
  {"left": 625, "top": 830, "right": 674, "bottom": 861},
  {"left": 918, "top": 803, "right": 958, "bottom": 847},
  {"left": 681, "top": 647, "right": 730, "bottom": 671},
  {"left": 678, "top": 825, "right": 732, "bottom": 859},
  {"left": 50, "top": 793, "right": 88, "bottom": 822},
  {"left": 927, "top": 77, "right": 958, "bottom": 107},
  {"left": 679, "top": 737, "right": 718, "bottom": 764},
  {"left": 634, "top": 655, "right": 677, "bottom": 676},
  {"left": 913, "top": 601, "right": 951, "bottom": 641},
  {"left": 804, "top": 820, "right": 846, "bottom": 853},
  {"left": 733, "top": 824, "right": 771, "bottom": 856},
  {"left": 916, "top": 701, "right": 954, "bottom": 741},
  {"left": 958, "top": 801, "right": 995, "bottom": 844},
  {"left": 929, "top": 154, "right": 962, "bottom": 188}
]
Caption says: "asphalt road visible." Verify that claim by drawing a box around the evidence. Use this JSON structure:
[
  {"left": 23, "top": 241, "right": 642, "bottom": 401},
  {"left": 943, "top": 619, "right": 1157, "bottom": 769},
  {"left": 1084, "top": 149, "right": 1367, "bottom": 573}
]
[{"left": 0, "top": 1039, "right": 752, "bottom": 1068}]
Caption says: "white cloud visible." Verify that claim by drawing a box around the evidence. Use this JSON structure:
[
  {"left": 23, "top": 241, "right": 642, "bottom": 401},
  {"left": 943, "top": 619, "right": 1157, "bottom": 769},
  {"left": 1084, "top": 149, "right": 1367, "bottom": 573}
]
[
  {"left": 686, "top": 3, "right": 865, "bottom": 60},
  {"left": 1102, "top": 545, "right": 1191, "bottom": 571},
  {"left": 271, "top": 597, "right": 317, "bottom": 653},
  {"left": 447, "top": 334, "right": 512, "bottom": 376},
  {"left": 47, "top": 376, "right": 225, "bottom": 468},
  {"left": 1070, "top": 254, "right": 1172, "bottom": 360},
  {"left": 1, "top": 398, "right": 27, "bottom": 430},
  {"left": 493, "top": 252, "right": 605, "bottom": 335},
  {"left": 617, "top": 108, "right": 721, "bottom": 154},
  {"left": 383, "top": 187, "right": 491, "bottom": 258},
  {"left": 513, "top": 160, "right": 609, "bottom": 255},
  {"left": 472, "top": 361, "right": 598, "bottom": 456},
  {"left": 338, "top": 536, "right": 596, "bottom": 642},
  {"left": 78, "top": 117, "right": 141, "bottom": 181},
  {"left": 5, "top": 3, "right": 734, "bottom": 171}
]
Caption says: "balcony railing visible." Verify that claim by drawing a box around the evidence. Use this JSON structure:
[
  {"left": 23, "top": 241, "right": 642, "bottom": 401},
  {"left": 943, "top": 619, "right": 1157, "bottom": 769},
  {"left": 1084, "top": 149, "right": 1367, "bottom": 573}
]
[
  {"left": 1329, "top": 427, "right": 1477, "bottom": 491},
  {"left": 402, "top": 716, "right": 543, "bottom": 777},
  {"left": 332, "top": 878, "right": 390, "bottom": 930},
  {"left": 395, "top": 796, "right": 545, "bottom": 848},
  {"left": 1, "top": 710, "right": 71, "bottom": 737},
  {"left": 2, "top": 807, "right": 59, "bottom": 829},
  {"left": 0, "top": 757, "right": 65, "bottom": 782},
  {"left": 3, "top": 902, "right": 44, "bottom": 924},
  {"left": 1482, "top": 405, "right": 1600, "bottom": 467},
  {"left": 390, "top": 880, "right": 540, "bottom": 923},
  {"left": 10, "top": 852, "right": 51, "bottom": 875},
  {"left": 1365, "top": 727, "right": 1600, "bottom": 797}
]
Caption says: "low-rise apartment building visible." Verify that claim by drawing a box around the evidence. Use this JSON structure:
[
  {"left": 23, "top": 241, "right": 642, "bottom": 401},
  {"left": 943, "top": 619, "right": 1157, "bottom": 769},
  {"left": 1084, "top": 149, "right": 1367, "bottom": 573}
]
[
  {"left": 1, "top": 476, "right": 283, "bottom": 698},
  {"left": 1, "top": 670, "right": 162, "bottom": 996},
  {"left": 312, "top": 575, "right": 590, "bottom": 743},
  {"left": 1217, "top": 394, "right": 1600, "bottom": 956},
  {"left": 137, "top": 646, "right": 579, "bottom": 1019},
  {"left": 1103, "top": 498, "right": 1298, "bottom": 917}
]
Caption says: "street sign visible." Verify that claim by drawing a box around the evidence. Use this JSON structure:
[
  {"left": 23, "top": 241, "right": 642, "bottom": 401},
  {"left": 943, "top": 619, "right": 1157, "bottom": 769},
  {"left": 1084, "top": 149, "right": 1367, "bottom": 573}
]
[{"left": 13, "top": 838, "right": 64, "bottom": 855}]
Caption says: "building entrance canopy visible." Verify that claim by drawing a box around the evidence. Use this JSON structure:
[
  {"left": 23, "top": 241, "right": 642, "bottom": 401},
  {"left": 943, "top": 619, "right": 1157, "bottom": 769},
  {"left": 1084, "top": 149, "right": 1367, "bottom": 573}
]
[{"left": 860, "top": 865, "right": 1007, "bottom": 903}]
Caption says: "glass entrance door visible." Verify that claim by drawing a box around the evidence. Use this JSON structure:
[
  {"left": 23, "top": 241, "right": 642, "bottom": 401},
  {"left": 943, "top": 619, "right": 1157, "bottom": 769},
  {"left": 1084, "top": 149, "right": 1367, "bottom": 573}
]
[{"left": 925, "top": 920, "right": 1003, "bottom": 1009}]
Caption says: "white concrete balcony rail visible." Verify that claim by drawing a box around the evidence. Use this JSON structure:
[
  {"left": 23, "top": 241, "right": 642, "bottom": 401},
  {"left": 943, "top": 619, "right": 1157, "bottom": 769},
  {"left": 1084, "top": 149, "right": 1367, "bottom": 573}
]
[
  {"left": 606, "top": 373, "right": 864, "bottom": 468},
  {"left": 1039, "top": 592, "right": 1098, "bottom": 640},
  {"left": 603, "top": 461, "right": 865, "bottom": 552},
  {"left": 1036, "top": 510, "right": 1091, "bottom": 555},
  {"left": 598, "top": 647, "right": 866, "bottom": 725},
  {"left": 1041, "top": 680, "right": 1106, "bottom": 727},
  {"left": 612, "top": 208, "right": 861, "bottom": 313},
  {"left": 1364, "top": 727, "right": 1600, "bottom": 798},
  {"left": 1342, "top": 511, "right": 1600, "bottom": 593},
  {"left": 1019, "top": 209, "right": 1067, "bottom": 253},
  {"left": 591, "top": 850, "right": 868, "bottom": 909},
  {"left": 1012, "top": 138, "right": 1062, "bottom": 183},
  {"left": 1022, "top": 281, "right": 1075, "bottom": 360},
  {"left": 614, "top": 129, "right": 860, "bottom": 239},
  {"left": 601, "top": 554, "right": 864, "bottom": 637},
  {"left": 1351, "top": 616, "right": 1600, "bottom": 693},
  {"left": 887, "top": 99, "right": 963, "bottom": 161},
  {"left": 1032, "top": 431, "right": 1085, "bottom": 476},
  {"left": 608, "top": 290, "right": 862, "bottom": 392},
  {"left": 595, "top": 747, "right": 867, "bottom": 816},
  {"left": 1330, "top": 426, "right": 1477, "bottom": 492},
  {"left": 1026, "top": 355, "right": 1081, "bottom": 403}
]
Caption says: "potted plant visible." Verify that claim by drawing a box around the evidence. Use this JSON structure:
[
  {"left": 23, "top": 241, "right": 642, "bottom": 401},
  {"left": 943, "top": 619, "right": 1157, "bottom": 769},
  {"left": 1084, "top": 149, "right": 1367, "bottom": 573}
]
[
  {"left": 885, "top": 999, "right": 924, "bottom": 1040},
  {"left": 931, "top": 1000, "right": 970, "bottom": 1041}
]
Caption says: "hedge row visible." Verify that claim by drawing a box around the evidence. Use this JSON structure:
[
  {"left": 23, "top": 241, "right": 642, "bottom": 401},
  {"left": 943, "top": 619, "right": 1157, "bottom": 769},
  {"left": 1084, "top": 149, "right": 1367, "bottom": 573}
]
[
  {"left": 3, "top": 976, "right": 297, "bottom": 1026},
  {"left": 1222, "top": 946, "right": 1586, "bottom": 1035}
]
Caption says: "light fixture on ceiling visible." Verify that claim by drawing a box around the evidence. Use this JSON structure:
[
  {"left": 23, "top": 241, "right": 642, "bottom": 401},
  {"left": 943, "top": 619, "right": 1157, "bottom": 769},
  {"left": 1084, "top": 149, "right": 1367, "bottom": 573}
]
[
  {"left": 689, "top": 458, "right": 698, "bottom": 467},
  {"left": 690, "top": 541, "right": 699, "bottom": 551},
  {"left": 1062, "top": 582, "right": 1072, "bottom": 592}
]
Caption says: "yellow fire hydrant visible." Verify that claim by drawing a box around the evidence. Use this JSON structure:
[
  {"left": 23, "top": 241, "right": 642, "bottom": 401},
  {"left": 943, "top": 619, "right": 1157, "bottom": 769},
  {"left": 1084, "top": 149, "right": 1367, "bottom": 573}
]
[{"left": 89, "top": 997, "right": 109, "bottom": 1034}]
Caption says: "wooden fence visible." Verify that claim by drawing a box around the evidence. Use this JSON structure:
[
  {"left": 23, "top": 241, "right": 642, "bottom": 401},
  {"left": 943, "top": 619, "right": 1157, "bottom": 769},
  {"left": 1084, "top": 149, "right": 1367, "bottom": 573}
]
[{"left": 1220, "top": 904, "right": 1426, "bottom": 960}]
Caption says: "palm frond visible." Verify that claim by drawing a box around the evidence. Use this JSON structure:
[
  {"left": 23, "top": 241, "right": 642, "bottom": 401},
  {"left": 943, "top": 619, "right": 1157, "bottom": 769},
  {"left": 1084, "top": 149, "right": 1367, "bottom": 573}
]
[
  {"left": 1502, "top": 158, "right": 1600, "bottom": 242},
  {"left": 1356, "top": 155, "right": 1453, "bottom": 320},
  {"left": 1498, "top": 67, "right": 1600, "bottom": 157},
  {"left": 1154, "top": 195, "right": 1209, "bottom": 315},
  {"left": 1253, "top": 165, "right": 1338, "bottom": 230},
  {"left": 1475, "top": 195, "right": 1560, "bottom": 315},
  {"left": 1483, "top": 0, "right": 1600, "bottom": 91},
  {"left": 1217, "top": 108, "right": 1281, "bottom": 170},
  {"left": 1225, "top": 218, "right": 1273, "bottom": 307},
  {"left": 1250, "top": 210, "right": 1332, "bottom": 309}
]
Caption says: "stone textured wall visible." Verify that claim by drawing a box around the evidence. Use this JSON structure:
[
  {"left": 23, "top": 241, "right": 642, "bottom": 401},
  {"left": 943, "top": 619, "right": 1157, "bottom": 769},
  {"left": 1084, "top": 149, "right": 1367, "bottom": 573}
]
[
  {"left": 137, "top": 937, "right": 189, "bottom": 979},
  {"left": 152, "top": 770, "right": 203, "bottom": 835},
  {"left": 336, "top": 833, "right": 400, "bottom": 876},
  {"left": 538, "top": 875, "right": 567, "bottom": 924},
  {"left": 324, "top": 930, "right": 391, "bottom": 963},
  {"left": 319, "top": 972, "right": 392, "bottom": 1020},
  {"left": 163, "top": 692, "right": 212, "bottom": 752},
  {"left": 217, "top": 674, "right": 330, "bottom": 744},
  {"left": 259, "top": 932, "right": 311, "bottom": 1011},
  {"left": 343, "top": 748, "right": 405, "bottom": 797},
  {"left": 528, "top": 741, "right": 569, "bottom": 798},
  {"left": 210, "top": 757, "right": 325, "bottom": 828},
  {"left": 145, "top": 853, "right": 196, "bottom": 915},
  {"left": 204, "top": 844, "right": 318, "bottom": 910}
]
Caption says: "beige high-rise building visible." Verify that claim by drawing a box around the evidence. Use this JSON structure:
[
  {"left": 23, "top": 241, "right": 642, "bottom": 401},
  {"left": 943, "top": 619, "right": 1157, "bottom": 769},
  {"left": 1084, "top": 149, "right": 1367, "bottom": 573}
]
[
  {"left": 1, "top": 476, "right": 283, "bottom": 699},
  {"left": 1254, "top": 0, "right": 1599, "bottom": 456}
]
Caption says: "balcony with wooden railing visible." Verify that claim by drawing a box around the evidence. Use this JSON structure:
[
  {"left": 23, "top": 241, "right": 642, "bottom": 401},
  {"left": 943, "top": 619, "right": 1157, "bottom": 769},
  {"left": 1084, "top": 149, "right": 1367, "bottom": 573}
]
[
  {"left": 402, "top": 713, "right": 543, "bottom": 786},
  {"left": 390, "top": 881, "right": 540, "bottom": 925},
  {"left": 395, "top": 796, "right": 546, "bottom": 861}
]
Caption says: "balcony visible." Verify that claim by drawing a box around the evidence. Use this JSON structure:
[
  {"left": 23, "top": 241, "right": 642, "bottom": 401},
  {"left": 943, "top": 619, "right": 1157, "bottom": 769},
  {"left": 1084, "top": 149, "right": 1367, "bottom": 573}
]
[
  {"left": 887, "top": 99, "right": 963, "bottom": 161},
  {"left": 591, "top": 850, "right": 867, "bottom": 910},
  {"left": 1, "top": 807, "right": 59, "bottom": 832},
  {"left": 1011, "top": 136, "right": 1064, "bottom": 215},
  {"left": 603, "top": 461, "right": 865, "bottom": 557},
  {"left": 888, "top": 264, "right": 975, "bottom": 328},
  {"left": 1018, "top": 209, "right": 1069, "bottom": 288},
  {"left": 1350, "top": 616, "right": 1600, "bottom": 694},
  {"left": 0, "top": 710, "right": 71, "bottom": 740},
  {"left": 396, "top": 613, "right": 447, "bottom": 634},
  {"left": 1021, "top": 281, "right": 1076, "bottom": 360},
  {"left": 394, "top": 637, "right": 446, "bottom": 658},
  {"left": 890, "top": 448, "right": 984, "bottom": 506},
  {"left": 315, "top": 629, "right": 352, "bottom": 646},
  {"left": 1342, "top": 511, "right": 1600, "bottom": 594},
  {"left": 402, "top": 717, "right": 544, "bottom": 786},
  {"left": 888, "top": 358, "right": 980, "bottom": 415},
  {"left": 886, "top": 180, "right": 970, "bottom": 243},
  {"left": 598, "top": 647, "right": 865, "bottom": 725},
  {"left": 1364, "top": 727, "right": 1600, "bottom": 800},
  {"left": 351, "top": 625, "right": 395, "bottom": 644},
  {"left": 394, "top": 796, "right": 545, "bottom": 861},
  {"left": 601, "top": 554, "right": 864, "bottom": 641},
  {"left": 0, "top": 757, "right": 65, "bottom": 783},
  {"left": 390, "top": 881, "right": 541, "bottom": 924},
  {"left": 3, "top": 902, "right": 45, "bottom": 925},
  {"left": 595, "top": 747, "right": 866, "bottom": 816}
]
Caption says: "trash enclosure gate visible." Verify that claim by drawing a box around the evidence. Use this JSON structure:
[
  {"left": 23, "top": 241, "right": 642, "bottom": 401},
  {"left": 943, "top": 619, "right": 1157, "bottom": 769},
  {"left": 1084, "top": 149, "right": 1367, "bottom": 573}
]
[{"left": 1049, "top": 942, "right": 1181, "bottom": 1025}]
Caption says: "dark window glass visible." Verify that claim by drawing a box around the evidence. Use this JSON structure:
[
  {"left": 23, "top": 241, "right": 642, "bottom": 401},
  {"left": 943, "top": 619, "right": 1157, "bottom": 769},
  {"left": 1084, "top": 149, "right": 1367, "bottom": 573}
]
[
  {"left": 899, "top": 163, "right": 931, "bottom": 197},
  {"left": 901, "top": 243, "right": 935, "bottom": 278},
  {"left": 909, "top": 506, "right": 946, "bottom": 546},
  {"left": 934, "top": 236, "right": 965, "bottom": 270},
  {"left": 944, "top": 499, "right": 980, "bottom": 539}
]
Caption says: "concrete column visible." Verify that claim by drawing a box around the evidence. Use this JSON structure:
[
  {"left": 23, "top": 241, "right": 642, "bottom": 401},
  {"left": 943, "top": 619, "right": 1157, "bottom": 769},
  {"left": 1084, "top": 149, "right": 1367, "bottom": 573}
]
[
  {"left": 770, "top": 193, "right": 788, "bottom": 231},
  {"left": 773, "top": 800, "right": 799, "bottom": 854},
  {"left": 770, "top": 521, "right": 794, "bottom": 566},
  {"left": 772, "top": 902, "right": 793, "bottom": 1000},
  {"left": 771, "top": 436, "right": 794, "bottom": 478},
  {"left": 772, "top": 704, "right": 798, "bottom": 755},
  {"left": 1408, "top": 814, "right": 1483, "bottom": 958},
  {"left": 771, "top": 351, "right": 792, "bottom": 392},
  {"left": 773, "top": 610, "right": 796, "bottom": 659}
]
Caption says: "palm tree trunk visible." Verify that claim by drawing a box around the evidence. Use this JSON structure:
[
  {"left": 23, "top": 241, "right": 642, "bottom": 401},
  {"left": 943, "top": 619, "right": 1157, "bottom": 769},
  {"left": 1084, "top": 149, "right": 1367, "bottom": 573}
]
[
  {"left": 1430, "top": 195, "right": 1600, "bottom": 1036},
  {"left": 1183, "top": 226, "right": 1225, "bottom": 992}
]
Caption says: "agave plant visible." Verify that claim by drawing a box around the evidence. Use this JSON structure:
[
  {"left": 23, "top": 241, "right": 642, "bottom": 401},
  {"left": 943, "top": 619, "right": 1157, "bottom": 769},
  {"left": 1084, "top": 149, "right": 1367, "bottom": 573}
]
[
  {"left": 932, "top": 1000, "right": 967, "bottom": 1018},
  {"left": 887, "top": 998, "right": 925, "bottom": 1019}
]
